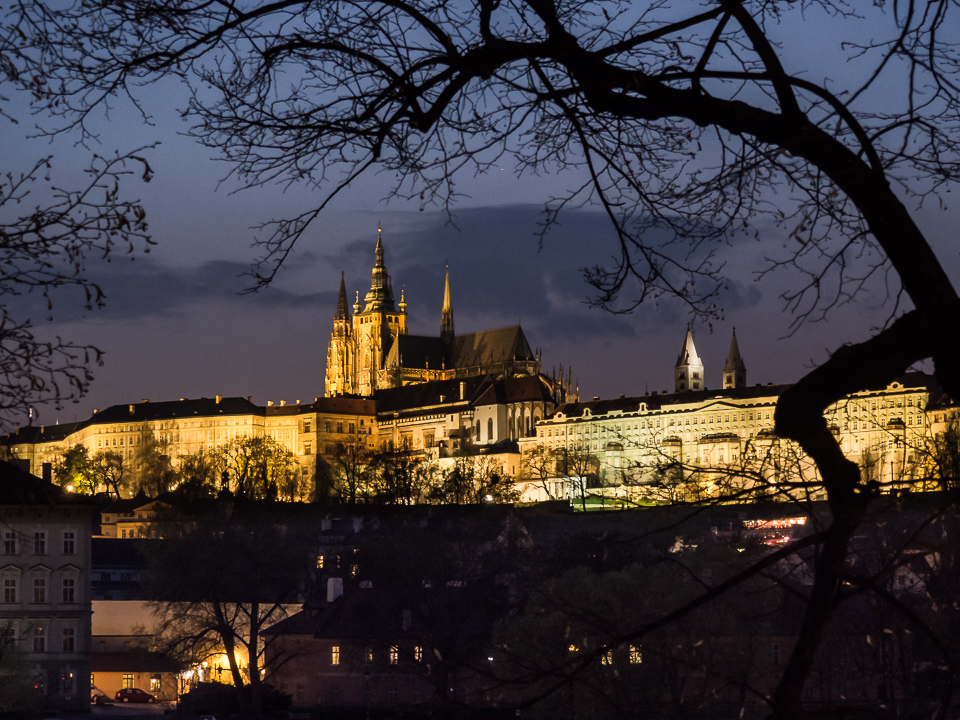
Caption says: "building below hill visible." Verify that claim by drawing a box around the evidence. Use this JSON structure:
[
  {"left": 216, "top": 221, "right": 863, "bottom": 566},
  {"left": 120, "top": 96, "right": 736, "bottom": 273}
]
[{"left": 0, "top": 461, "right": 94, "bottom": 713}]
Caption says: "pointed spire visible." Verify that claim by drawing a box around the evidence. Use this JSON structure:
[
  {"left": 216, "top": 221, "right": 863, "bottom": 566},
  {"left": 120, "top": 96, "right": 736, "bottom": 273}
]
[
  {"left": 723, "top": 327, "right": 747, "bottom": 389},
  {"left": 674, "top": 326, "right": 704, "bottom": 392},
  {"left": 675, "top": 326, "right": 702, "bottom": 367},
  {"left": 335, "top": 271, "right": 350, "bottom": 319},
  {"left": 441, "top": 265, "right": 454, "bottom": 343},
  {"left": 361, "top": 226, "right": 396, "bottom": 313}
]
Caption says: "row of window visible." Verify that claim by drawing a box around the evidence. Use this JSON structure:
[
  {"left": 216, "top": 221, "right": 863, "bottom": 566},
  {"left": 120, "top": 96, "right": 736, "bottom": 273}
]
[
  {"left": 3, "top": 531, "right": 76, "bottom": 555},
  {"left": 3, "top": 577, "right": 77, "bottom": 604},
  {"left": 4, "top": 625, "right": 77, "bottom": 653},
  {"left": 330, "top": 644, "right": 423, "bottom": 666}
]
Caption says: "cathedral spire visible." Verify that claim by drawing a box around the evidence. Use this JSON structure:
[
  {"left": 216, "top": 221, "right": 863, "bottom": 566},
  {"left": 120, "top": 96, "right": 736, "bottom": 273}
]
[
  {"left": 723, "top": 327, "right": 747, "bottom": 389},
  {"left": 441, "top": 265, "right": 454, "bottom": 343},
  {"left": 335, "top": 271, "right": 350, "bottom": 319},
  {"left": 361, "top": 226, "right": 396, "bottom": 313}
]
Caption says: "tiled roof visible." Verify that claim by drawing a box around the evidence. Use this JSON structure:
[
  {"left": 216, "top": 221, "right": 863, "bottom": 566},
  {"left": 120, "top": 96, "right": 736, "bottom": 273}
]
[
  {"left": 375, "top": 375, "right": 493, "bottom": 415},
  {"left": 91, "top": 396, "right": 263, "bottom": 424},
  {"left": 91, "top": 650, "right": 182, "bottom": 673},
  {"left": 474, "top": 375, "right": 552, "bottom": 406},
  {"left": 0, "top": 461, "right": 74, "bottom": 505}
]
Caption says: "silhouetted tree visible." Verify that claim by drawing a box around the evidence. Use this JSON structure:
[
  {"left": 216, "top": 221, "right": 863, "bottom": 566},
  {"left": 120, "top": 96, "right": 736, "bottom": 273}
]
[
  {"left": 0, "top": 20, "right": 154, "bottom": 429},
  {"left": 89, "top": 449, "right": 128, "bottom": 498},
  {"left": 145, "top": 508, "right": 313, "bottom": 718},
  {"left": 17, "top": 1, "right": 960, "bottom": 716}
]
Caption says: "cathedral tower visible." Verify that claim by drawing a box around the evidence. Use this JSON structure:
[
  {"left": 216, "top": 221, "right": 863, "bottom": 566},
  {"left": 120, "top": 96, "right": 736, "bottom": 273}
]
[
  {"left": 325, "top": 272, "right": 354, "bottom": 396},
  {"left": 722, "top": 328, "right": 747, "bottom": 389},
  {"left": 441, "top": 266, "right": 454, "bottom": 344},
  {"left": 674, "top": 328, "right": 704, "bottom": 392},
  {"left": 352, "top": 229, "right": 407, "bottom": 395}
]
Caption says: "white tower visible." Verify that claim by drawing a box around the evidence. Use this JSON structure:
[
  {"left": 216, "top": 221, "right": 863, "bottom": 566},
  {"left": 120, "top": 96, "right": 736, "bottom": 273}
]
[{"left": 675, "top": 328, "right": 704, "bottom": 392}]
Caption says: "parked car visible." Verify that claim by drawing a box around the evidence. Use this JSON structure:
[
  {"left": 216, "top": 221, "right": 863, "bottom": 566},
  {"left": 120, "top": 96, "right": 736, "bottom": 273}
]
[
  {"left": 90, "top": 691, "right": 109, "bottom": 705},
  {"left": 115, "top": 687, "right": 156, "bottom": 703}
]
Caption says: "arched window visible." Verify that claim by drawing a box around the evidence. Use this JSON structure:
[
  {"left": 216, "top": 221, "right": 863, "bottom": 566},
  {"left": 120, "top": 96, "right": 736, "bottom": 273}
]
[
  {"left": 525, "top": 415, "right": 531, "bottom": 436},
  {"left": 487, "top": 418, "right": 494, "bottom": 443},
  {"left": 475, "top": 421, "right": 480, "bottom": 439}
]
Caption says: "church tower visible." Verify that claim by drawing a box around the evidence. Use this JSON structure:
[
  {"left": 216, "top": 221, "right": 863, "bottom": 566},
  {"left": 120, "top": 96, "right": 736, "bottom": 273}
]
[
  {"left": 674, "top": 328, "right": 704, "bottom": 392},
  {"left": 352, "top": 229, "right": 407, "bottom": 396},
  {"left": 441, "top": 266, "right": 454, "bottom": 344},
  {"left": 722, "top": 328, "right": 747, "bottom": 389},
  {"left": 324, "top": 272, "right": 354, "bottom": 396}
]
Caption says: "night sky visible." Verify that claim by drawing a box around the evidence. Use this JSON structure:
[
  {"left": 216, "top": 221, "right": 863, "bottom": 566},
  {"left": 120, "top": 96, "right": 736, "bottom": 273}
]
[{"left": 3, "top": 9, "right": 960, "bottom": 428}]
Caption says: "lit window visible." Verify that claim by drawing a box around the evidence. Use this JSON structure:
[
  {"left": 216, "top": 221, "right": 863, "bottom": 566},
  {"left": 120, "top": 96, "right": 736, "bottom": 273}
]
[
  {"left": 629, "top": 645, "right": 642, "bottom": 664},
  {"left": 601, "top": 651, "right": 613, "bottom": 666},
  {"left": 316, "top": 555, "right": 324, "bottom": 569},
  {"left": 414, "top": 646, "right": 422, "bottom": 662},
  {"left": 150, "top": 674, "right": 161, "bottom": 692},
  {"left": 365, "top": 647, "right": 374, "bottom": 663},
  {"left": 122, "top": 674, "right": 134, "bottom": 689},
  {"left": 331, "top": 646, "right": 340, "bottom": 665},
  {"left": 390, "top": 646, "right": 398, "bottom": 665},
  {"left": 33, "top": 626, "right": 45, "bottom": 652}
]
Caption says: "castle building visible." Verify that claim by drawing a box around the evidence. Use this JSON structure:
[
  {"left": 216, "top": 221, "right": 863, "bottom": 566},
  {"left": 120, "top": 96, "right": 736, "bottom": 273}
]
[
  {"left": 325, "top": 231, "right": 560, "bottom": 397},
  {"left": 517, "top": 328, "right": 942, "bottom": 503}
]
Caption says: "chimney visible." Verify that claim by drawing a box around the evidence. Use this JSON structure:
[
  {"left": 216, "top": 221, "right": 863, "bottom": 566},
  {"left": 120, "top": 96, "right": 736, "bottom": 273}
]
[
  {"left": 296, "top": 399, "right": 301, "bottom": 405},
  {"left": 180, "top": 397, "right": 186, "bottom": 401},
  {"left": 460, "top": 382, "right": 465, "bottom": 400},
  {"left": 128, "top": 405, "right": 135, "bottom": 414},
  {"left": 247, "top": 396, "right": 253, "bottom": 402},
  {"left": 216, "top": 395, "right": 222, "bottom": 404},
  {"left": 267, "top": 401, "right": 274, "bottom": 407},
  {"left": 141, "top": 399, "right": 150, "bottom": 403},
  {"left": 280, "top": 400, "right": 286, "bottom": 406}
]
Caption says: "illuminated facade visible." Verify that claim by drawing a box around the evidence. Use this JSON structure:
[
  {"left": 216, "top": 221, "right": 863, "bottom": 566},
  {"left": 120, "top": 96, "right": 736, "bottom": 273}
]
[{"left": 518, "top": 329, "right": 940, "bottom": 503}]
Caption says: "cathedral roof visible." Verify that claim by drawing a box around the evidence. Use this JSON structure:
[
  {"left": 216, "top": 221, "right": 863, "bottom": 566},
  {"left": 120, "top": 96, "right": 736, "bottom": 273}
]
[
  {"left": 384, "top": 334, "right": 447, "bottom": 371},
  {"left": 449, "top": 326, "right": 535, "bottom": 369}
]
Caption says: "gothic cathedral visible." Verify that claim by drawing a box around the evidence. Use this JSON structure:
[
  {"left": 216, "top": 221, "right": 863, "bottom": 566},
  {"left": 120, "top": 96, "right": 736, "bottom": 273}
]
[{"left": 325, "top": 230, "right": 574, "bottom": 400}]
